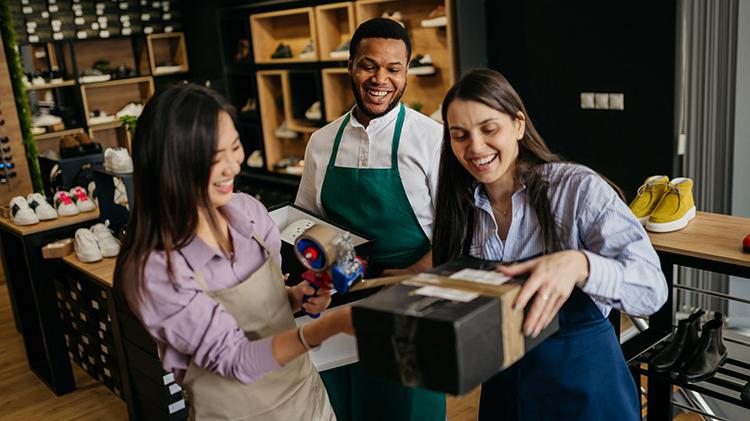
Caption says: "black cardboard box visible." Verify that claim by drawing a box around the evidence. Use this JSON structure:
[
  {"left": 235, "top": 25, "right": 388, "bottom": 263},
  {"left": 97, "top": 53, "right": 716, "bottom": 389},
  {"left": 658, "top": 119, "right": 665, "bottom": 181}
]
[
  {"left": 352, "top": 257, "right": 559, "bottom": 395},
  {"left": 267, "top": 203, "right": 374, "bottom": 287}
]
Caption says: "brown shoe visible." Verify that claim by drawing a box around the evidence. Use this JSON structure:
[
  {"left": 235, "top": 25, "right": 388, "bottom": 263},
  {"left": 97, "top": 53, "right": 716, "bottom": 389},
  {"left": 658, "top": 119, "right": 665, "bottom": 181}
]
[
  {"left": 59, "top": 134, "right": 85, "bottom": 158},
  {"left": 75, "top": 132, "right": 102, "bottom": 154}
]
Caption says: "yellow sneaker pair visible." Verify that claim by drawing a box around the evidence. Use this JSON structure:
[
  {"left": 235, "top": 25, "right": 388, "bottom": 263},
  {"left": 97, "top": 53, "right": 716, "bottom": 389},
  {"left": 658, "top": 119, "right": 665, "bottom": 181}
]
[{"left": 629, "top": 175, "right": 696, "bottom": 232}]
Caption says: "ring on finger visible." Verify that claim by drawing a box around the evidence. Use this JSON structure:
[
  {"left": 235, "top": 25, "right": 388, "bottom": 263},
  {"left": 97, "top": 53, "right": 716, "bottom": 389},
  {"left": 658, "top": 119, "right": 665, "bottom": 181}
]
[{"left": 541, "top": 293, "right": 551, "bottom": 301}]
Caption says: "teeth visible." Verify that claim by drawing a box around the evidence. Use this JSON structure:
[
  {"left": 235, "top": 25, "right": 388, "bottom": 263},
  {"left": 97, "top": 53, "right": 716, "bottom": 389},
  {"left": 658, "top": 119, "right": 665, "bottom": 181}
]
[
  {"left": 367, "top": 89, "right": 388, "bottom": 97},
  {"left": 471, "top": 155, "right": 497, "bottom": 166},
  {"left": 214, "top": 180, "right": 232, "bottom": 187}
]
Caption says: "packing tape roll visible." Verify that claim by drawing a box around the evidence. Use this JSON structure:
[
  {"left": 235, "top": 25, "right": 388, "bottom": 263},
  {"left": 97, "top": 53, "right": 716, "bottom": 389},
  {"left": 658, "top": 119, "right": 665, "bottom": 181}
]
[{"left": 295, "top": 224, "right": 339, "bottom": 271}]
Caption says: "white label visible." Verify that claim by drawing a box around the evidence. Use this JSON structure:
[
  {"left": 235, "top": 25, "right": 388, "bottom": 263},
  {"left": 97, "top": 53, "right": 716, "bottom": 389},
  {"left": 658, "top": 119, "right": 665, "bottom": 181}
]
[
  {"left": 121, "top": 28, "right": 132, "bottom": 36},
  {"left": 49, "top": 5, "right": 59, "bottom": 12},
  {"left": 163, "top": 372, "right": 175, "bottom": 384},
  {"left": 77, "top": 31, "right": 87, "bottom": 39},
  {"left": 449, "top": 269, "right": 512, "bottom": 286},
  {"left": 49, "top": 0, "right": 56, "bottom": 4},
  {"left": 122, "top": 21, "right": 130, "bottom": 28},
  {"left": 28, "top": 35, "right": 39, "bottom": 43},
  {"left": 414, "top": 285, "right": 479, "bottom": 302},
  {"left": 168, "top": 383, "right": 182, "bottom": 395},
  {"left": 91, "top": 22, "right": 99, "bottom": 30},
  {"left": 168, "top": 400, "right": 186, "bottom": 414}
]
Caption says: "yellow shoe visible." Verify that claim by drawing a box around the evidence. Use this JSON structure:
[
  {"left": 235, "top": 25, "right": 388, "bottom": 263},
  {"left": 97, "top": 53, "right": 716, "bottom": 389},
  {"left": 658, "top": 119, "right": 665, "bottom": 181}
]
[
  {"left": 646, "top": 177, "right": 696, "bottom": 233},
  {"left": 629, "top": 175, "right": 670, "bottom": 225}
]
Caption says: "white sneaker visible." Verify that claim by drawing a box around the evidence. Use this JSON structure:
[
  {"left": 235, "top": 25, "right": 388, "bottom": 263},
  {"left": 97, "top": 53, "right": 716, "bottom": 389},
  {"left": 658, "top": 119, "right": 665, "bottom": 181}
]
[
  {"left": 32, "top": 112, "right": 63, "bottom": 127},
  {"left": 10, "top": 196, "right": 40, "bottom": 226},
  {"left": 274, "top": 121, "right": 298, "bottom": 139},
  {"left": 104, "top": 147, "right": 134, "bottom": 174},
  {"left": 87, "top": 181, "right": 98, "bottom": 207},
  {"left": 69, "top": 186, "right": 96, "bottom": 212},
  {"left": 246, "top": 150, "right": 264, "bottom": 168},
  {"left": 116, "top": 103, "right": 143, "bottom": 119},
  {"left": 113, "top": 177, "right": 129, "bottom": 209},
  {"left": 26, "top": 193, "right": 58, "bottom": 220},
  {"left": 74, "top": 228, "right": 103, "bottom": 263},
  {"left": 90, "top": 223, "right": 120, "bottom": 257},
  {"left": 305, "top": 101, "right": 322, "bottom": 120},
  {"left": 53, "top": 191, "right": 80, "bottom": 216}
]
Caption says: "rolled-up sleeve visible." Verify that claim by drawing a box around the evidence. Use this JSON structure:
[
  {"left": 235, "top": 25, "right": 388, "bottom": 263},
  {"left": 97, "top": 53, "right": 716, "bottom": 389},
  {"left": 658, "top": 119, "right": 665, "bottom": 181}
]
[
  {"left": 577, "top": 178, "right": 668, "bottom": 316},
  {"left": 122, "top": 253, "right": 281, "bottom": 384}
]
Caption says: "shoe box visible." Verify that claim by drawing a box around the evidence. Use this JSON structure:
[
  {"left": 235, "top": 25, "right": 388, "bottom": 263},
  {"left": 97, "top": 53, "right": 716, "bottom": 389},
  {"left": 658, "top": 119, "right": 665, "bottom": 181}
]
[
  {"left": 267, "top": 203, "right": 374, "bottom": 286},
  {"left": 351, "top": 257, "right": 559, "bottom": 395}
]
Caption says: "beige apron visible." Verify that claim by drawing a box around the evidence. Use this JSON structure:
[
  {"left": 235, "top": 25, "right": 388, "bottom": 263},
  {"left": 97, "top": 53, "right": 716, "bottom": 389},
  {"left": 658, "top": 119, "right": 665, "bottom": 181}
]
[{"left": 182, "top": 233, "right": 335, "bottom": 421}]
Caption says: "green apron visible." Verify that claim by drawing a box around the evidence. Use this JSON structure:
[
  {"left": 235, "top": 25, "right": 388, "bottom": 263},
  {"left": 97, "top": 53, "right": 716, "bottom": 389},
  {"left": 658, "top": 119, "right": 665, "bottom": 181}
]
[{"left": 319, "top": 104, "right": 445, "bottom": 421}]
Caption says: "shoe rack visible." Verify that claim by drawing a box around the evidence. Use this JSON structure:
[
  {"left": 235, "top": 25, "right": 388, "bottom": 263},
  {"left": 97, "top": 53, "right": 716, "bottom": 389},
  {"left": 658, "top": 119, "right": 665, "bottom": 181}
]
[
  {"left": 0, "top": 34, "right": 34, "bottom": 204},
  {"left": 242, "top": 0, "right": 456, "bottom": 177},
  {"left": 144, "top": 32, "right": 189, "bottom": 76},
  {"left": 250, "top": 7, "right": 319, "bottom": 64}
]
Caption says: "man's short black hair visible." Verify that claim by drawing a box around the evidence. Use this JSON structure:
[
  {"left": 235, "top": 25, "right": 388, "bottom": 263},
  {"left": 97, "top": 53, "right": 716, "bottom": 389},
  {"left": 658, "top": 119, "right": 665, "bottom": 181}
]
[{"left": 349, "top": 18, "right": 412, "bottom": 62}]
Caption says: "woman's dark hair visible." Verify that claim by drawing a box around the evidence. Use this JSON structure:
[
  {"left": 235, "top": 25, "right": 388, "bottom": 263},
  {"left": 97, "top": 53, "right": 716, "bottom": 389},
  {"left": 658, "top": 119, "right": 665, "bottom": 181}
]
[
  {"left": 114, "top": 83, "right": 236, "bottom": 289},
  {"left": 433, "top": 69, "right": 562, "bottom": 266}
]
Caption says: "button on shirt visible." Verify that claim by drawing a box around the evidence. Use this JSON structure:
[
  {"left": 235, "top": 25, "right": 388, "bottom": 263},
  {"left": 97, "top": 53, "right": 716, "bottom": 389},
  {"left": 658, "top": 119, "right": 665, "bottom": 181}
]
[
  {"left": 469, "top": 163, "right": 667, "bottom": 317},
  {"left": 122, "top": 193, "right": 282, "bottom": 384},
  {"left": 295, "top": 104, "right": 443, "bottom": 240}
]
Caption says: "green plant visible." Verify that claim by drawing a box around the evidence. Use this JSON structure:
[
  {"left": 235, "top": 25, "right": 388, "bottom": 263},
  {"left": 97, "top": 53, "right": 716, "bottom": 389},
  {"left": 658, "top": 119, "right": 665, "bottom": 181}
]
[
  {"left": 120, "top": 115, "right": 138, "bottom": 136},
  {"left": 0, "top": 0, "right": 43, "bottom": 192}
]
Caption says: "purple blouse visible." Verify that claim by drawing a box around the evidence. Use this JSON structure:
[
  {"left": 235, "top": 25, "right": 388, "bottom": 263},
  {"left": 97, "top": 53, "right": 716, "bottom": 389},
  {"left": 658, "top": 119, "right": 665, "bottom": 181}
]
[{"left": 122, "top": 193, "right": 283, "bottom": 384}]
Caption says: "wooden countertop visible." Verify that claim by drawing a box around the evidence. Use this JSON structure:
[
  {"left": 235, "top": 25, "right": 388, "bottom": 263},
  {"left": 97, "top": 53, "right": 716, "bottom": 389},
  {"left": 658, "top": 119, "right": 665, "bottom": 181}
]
[
  {"left": 0, "top": 210, "right": 99, "bottom": 236},
  {"left": 62, "top": 253, "right": 115, "bottom": 288},
  {"left": 647, "top": 212, "right": 750, "bottom": 268}
]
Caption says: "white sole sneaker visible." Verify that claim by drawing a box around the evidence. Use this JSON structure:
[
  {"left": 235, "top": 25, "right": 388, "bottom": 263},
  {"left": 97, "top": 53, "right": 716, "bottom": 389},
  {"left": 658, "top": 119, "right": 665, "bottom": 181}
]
[
  {"left": 637, "top": 215, "right": 649, "bottom": 226},
  {"left": 421, "top": 16, "right": 447, "bottom": 27},
  {"left": 408, "top": 66, "right": 436, "bottom": 76},
  {"left": 646, "top": 206, "right": 696, "bottom": 233},
  {"left": 76, "top": 249, "right": 103, "bottom": 263}
]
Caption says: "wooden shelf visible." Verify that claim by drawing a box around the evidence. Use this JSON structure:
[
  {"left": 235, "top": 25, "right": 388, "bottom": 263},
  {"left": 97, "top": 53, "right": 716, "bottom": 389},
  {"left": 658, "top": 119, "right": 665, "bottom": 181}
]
[
  {"left": 354, "top": 0, "right": 400, "bottom": 24},
  {"left": 322, "top": 68, "right": 355, "bottom": 121},
  {"left": 88, "top": 120, "right": 123, "bottom": 131},
  {"left": 250, "top": 7, "right": 318, "bottom": 64},
  {"left": 146, "top": 32, "right": 189, "bottom": 76},
  {"left": 25, "top": 80, "right": 77, "bottom": 91},
  {"left": 0, "top": 210, "right": 100, "bottom": 237},
  {"left": 79, "top": 76, "right": 153, "bottom": 89},
  {"left": 62, "top": 253, "right": 115, "bottom": 288},
  {"left": 316, "top": 2, "right": 356, "bottom": 62},
  {"left": 80, "top": 77, "right": 153, "bottom": 131},
  {"left": 35, "top": 128, "right": 85, "bottom": 141}
]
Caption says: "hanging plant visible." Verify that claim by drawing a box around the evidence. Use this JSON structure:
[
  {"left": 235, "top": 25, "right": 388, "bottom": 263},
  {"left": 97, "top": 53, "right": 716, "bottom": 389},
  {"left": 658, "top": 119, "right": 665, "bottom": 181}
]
[{"left": 0, "top": 0, "right": 43, "bottom": 192}]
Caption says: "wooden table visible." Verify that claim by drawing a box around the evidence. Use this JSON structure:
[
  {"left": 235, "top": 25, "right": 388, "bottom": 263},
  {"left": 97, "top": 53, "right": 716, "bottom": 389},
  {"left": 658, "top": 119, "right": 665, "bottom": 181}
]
[
  {"left": 0, "top": 211, "right": 100, "bottom": 395},
  {"left": 62, "top": 253, "right": 115, "bottom": 288},
  {"left": 623, "top": 212, "right": 750, "bottom": 420}
]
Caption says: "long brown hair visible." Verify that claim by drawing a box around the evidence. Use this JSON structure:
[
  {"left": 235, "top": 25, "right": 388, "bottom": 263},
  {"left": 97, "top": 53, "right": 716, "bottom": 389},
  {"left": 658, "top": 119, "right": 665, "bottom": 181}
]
[
  {"left": 433, "top": 69, "right": 562, "bottom": 265},
  {"left": 114, "top": 84, "right": 236, "bottom": 290}
]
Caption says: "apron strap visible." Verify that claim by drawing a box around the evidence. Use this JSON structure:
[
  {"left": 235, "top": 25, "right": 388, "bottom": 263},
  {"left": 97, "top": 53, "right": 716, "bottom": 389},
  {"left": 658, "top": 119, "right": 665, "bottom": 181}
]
[
  {"left": 390, "top": 104, "right": 406, "bottom": 169},
  {"left": 327, "top": 113, "right": 351, "bottom": 170}
]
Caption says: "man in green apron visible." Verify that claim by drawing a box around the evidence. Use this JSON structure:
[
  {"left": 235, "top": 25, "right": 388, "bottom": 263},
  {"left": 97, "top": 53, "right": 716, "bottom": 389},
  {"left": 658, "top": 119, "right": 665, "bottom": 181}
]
[{"left": 295, "top": 18, "right": 445, "bottom": 421}]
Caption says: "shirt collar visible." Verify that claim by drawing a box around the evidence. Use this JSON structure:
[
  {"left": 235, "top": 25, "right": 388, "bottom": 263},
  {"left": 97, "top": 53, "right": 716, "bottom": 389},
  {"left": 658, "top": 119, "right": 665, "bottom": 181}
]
[
  {"left": 178, "top": 195, "right": 253, "bottom": 270},
  {"left": 349, "top": 102, "right": 402, "bottom": 131},
  {"left": 472, "top": 182, "right": 527, "bottom": 207}
]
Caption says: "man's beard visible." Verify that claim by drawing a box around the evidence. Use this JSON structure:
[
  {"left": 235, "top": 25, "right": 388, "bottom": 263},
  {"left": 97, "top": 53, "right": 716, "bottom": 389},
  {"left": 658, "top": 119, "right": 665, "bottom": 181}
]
[{"left": 351, "top": 78, "right": 406, "bottom": 120}]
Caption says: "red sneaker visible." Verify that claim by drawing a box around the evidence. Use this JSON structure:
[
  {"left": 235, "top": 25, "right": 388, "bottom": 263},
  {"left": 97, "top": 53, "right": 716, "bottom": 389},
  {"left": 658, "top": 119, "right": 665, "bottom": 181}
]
[{"left": 744, "top": 233, "right": 750, "bottom": 253}]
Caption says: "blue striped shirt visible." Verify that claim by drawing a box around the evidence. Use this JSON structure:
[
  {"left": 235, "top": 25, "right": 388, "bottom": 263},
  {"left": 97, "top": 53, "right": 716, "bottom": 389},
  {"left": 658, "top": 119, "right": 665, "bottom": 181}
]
[{"left": 469, "top": 163, "right": 667, "bottom": 317}]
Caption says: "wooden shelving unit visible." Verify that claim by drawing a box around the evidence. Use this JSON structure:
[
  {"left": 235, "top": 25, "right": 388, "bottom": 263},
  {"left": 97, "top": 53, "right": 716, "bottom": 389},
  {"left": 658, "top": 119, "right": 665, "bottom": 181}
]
[
  {"left": 146, "top": 32, "right": 189, "bottom": 75},
  {"left": 354, "top": 0, "right": 400, "bottom": 23},
  {"left": 250, "top": 7, "right": 318, "bottom": 64},
  {"left": 322, "top": 68, "right": 355, "bottom": 121},
  {"left": 315, "top": 2, "right": 356, "bottom": 62},
  {"left": 25, "top": 80, "right": 77, "bottom": 91}
]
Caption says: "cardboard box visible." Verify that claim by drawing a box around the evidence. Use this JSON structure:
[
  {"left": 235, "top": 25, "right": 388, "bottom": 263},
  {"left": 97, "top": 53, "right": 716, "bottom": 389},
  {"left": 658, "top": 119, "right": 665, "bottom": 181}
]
[
  {"left": 268, "top": 203, "right": 374, "bottom": 286},
  {"left": 352, "top": 257, "right": 559, "bottom": 395}
]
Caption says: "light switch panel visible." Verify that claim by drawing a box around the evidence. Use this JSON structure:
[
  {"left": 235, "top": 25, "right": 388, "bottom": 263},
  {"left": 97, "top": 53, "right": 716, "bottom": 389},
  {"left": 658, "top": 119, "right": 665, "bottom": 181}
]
[
  {"left": 609, "top": 93, "right": 624, "bottom": 110},
  {"left": 594, "top": 93, "right": 609, "bottom": 109},
  {"left": 580, "top": 92, "right": 595, "bottom": 109}
]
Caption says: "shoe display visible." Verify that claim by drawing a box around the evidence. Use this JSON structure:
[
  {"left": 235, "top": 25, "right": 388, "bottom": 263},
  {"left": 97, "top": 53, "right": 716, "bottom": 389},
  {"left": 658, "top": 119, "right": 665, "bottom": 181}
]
[
  {"left": 271, "top": 43, "right": 292, "bottom": 59},
  {"left": 54, "top": 191, "right": 80, "bottom": 217},
  {"left": 381, "top": 10, "right": 405, "bottom": 27},
  {"left": 10, "top": 196, "right": 40, "bottom": 226},
  {"left": 649, "top": 309, "right": 704, "bottom": 372},
  {"left": 299, "top": 39, "right": 316, "bottom": 59},
  {"left": 116, "top": 102, "right": 144, "bottom": 119},
  {"left": 285, "top": 159, "right": 304, "bottom": 175},
  {"left": 114, "top": 64, "right": 136, "bottom": 79},
  {"left": 305, "top": 101, "right": 322, "bottom": 120},
  {"left": 273, "top": 156, "right": 299, "bottom": 171},
  {"left": 74, "top": 228, "right": 103, "bottom": 263},
  {"left": 241, "top": 97, "right": 257, "bottom": 114},
  {"left": 69, "top": 186, "right": 96, "bottom": 212},
  {"left": 32, "top": 110, "right": 63, "bottom": 128},
  {"left": 408, "top": 54, "right": 436, "bottom": 76},
  {"left": 88, "top": 110, "right": 117, "bottom": 125},
  {"left": 26, "top": 192, "right": 58, "bottom": 221},
  {"left": 330, "top": 40, "right": 350, "bottom": 59},
  {"left": 75, "top": 132, "right": 103, "bottom": 155},
  {"left": 246, "top": 150, "right": 264, "bottom": 168},
  {"left": 79, "top": 68, "right": 111, "bottom": 84},
  {"left": 743, "top": 233, "right": 750, "bottom": 253},
  {"left": 104, "top": 147, "right": 134, "bottom": 174},
  {"left": 32, "top": 74, "right": 47, "bottom": 86},
  {"left": 679, "top": 312, "right": 728, "bottom": 383},
  {"left": 629, "top": 175, "right": 670, "bottom": 225},
  {"left": 59, "top": 134, "right": 86, "bottom": 158},
  {"left": 646, "top": 177, "right": 696, "bottom": 233},
  {"left": 154, "top": 61, "right": 182, "bottom": 75},
  {"left": 90, "top": 223, "right": 120, "bottom": 257},
  {"left": 421, "top": 5, "right": 447, "bottom": 28},
  {"left": 274, "top": 121, "right": 299, "bottom": 139}
]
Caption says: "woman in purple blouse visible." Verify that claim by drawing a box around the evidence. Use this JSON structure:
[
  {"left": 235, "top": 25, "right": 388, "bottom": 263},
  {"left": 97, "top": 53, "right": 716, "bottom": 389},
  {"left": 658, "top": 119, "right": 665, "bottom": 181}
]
[{"left": 115, "top": 84, "right": 351, "bottom": 420}]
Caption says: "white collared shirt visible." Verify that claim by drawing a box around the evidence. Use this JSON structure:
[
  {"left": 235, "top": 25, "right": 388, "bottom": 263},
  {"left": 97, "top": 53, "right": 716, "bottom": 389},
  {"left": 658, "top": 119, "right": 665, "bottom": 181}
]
[{"left": 295, "top": 104, "right": 443, "bottom": 240}]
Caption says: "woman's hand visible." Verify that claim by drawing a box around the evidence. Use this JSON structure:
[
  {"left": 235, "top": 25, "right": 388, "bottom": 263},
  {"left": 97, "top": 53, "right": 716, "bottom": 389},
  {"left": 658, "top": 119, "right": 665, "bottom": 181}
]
[
  {"left": 498, "top": 250, "right": 590, "bottom": 338},
  {"left": 287, "top": 281, "right": 333, "bottom": 314}
]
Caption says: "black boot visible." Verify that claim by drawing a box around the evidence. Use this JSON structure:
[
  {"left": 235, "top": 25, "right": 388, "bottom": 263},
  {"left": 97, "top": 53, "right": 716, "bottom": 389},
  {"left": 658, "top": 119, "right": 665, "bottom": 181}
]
[
  {"left": 679, "top": 312, "right": 728, "bottom": 383},
  {"left": 650, "top": 309, "right": 704, "bottom": 372}
]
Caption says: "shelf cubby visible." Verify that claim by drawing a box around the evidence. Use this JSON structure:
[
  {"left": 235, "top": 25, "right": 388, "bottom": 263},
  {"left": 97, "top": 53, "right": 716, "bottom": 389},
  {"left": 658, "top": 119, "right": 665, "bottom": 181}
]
[
  {"left": 315, "top": 2, "right": 356, "bottom": 62},
  {"left": 322, "top": 68, "right": 355, "bottom": 122},
  {"left": 68, "top": 38, "right": 138, "bottom": 80},
  {"left": 354, "top": 0, "right": 400, "bottom": 24},
  {"left": 80, "top": 76, "right": 154, "bottom": 128},
  {"left": 250, "top": 7, "right": 318, "bottom": 64},
  {"left": 146, "top": 32, "right": 189, "bottom": 76},
  {"left": 286, "top": 70, "right": 324, "bottom": 132},
  {"left": 34, "top": 128, "right": 86, "bottom": 155},
  {"left": 89, "top": 123, "right": 131, "bottom": 151}
]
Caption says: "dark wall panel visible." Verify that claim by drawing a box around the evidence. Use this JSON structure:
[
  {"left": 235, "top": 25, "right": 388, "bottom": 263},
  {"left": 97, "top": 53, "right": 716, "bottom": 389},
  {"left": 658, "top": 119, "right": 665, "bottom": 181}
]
[{"left": 485, "top": 0, "right": 677, "bottom": 198}]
